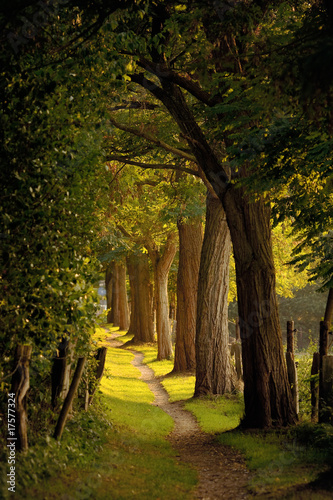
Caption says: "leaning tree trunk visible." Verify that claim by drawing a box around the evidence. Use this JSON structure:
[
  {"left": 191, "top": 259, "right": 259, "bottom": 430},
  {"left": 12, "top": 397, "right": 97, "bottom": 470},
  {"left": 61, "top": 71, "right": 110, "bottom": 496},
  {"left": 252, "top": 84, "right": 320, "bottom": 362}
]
[
  {"left": 148, "top": 233, "right": 177, "bottom": 361},
  {"left": 224, "top": 186, "right": 297, "bottom": 428},
  {"left": 118, "top": 263, "right": 130, "bottom": 331},
  {"left": 127, "top": 252, "right": 154, "bottom": 343},
  {"left": 173, "top": 218, "right": 203, "bottom": 373},
  {"left": 195, "top": 193, "right": 235, "bottom": 395}
]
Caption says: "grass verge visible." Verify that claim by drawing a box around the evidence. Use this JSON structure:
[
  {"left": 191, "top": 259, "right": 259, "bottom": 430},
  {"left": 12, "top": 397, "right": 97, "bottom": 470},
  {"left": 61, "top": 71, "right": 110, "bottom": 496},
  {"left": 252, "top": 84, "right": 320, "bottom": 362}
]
[
  {"left": 4, "top": 327, "right": 196, "bottom": 500},
  {"left": 131, "top": 336, "right": 333, "bottom": 499}
]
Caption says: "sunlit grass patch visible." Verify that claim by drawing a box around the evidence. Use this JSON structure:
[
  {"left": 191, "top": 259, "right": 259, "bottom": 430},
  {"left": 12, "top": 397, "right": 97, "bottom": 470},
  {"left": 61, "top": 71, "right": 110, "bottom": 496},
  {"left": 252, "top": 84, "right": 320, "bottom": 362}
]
[
  {"left": 161, "top": 375, "right": 195, "bottom": 402},
  {"left": 11, "top": 326, "right": 197, "bottom": 500},
  {"left": 185, "top": 393, "right": 244, "bottom": 433},
  {"left": 139, "top": 344, "right": 174, "bottom": 377}
]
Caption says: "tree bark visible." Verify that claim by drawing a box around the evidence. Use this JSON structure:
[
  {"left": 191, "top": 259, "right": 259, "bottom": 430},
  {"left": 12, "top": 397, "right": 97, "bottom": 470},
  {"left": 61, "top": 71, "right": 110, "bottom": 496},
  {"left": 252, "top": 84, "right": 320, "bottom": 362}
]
[
  {"left": 118, "top": 263, "right": 130, "bottom": 331},
  {"left": 224, "top": 186, "right": 297, "bottom": 428},
  {"left": 147, "top": 233, "right": 177, "bottom": 360},
  {"left": 127, "top": 252, "right": 154, "bottom": 343},
  {"left": 195, "top": 193, "right": 235, "bottom": 395},
  {"left": 132, "top": 68, "right": 297, "bottom": 427},
  {"left": 173, "top": 218, "right": 203, "bottom": 373}
]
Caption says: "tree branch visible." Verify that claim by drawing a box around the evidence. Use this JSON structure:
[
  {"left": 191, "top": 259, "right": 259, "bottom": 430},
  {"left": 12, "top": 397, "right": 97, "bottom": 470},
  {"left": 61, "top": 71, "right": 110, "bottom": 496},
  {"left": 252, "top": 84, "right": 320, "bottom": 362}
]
[
  {"left": 136, "top": 58, "right": 221, "bottom": 106},
  {"left": 107, "top": 113, "right": 197, "bottom": 163},
  {"left": 107, "top": 101, "right": 160, "bottom": 111},
  {"left": 105, "top": 155, "right": 200, "bottom": 176}
]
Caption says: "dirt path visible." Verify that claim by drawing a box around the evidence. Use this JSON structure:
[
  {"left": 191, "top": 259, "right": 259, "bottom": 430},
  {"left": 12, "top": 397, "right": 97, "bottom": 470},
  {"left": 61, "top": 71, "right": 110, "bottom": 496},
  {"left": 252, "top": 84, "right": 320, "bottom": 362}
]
[{"left": 108, "top": 334, "right": 250, "bottom": 500}]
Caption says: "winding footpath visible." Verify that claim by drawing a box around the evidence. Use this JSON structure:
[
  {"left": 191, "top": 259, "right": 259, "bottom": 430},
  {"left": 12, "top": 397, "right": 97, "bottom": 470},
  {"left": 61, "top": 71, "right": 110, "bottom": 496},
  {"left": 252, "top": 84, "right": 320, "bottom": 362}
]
[{"left": 109, "top": 333, "right": 250, "bottom": 500}]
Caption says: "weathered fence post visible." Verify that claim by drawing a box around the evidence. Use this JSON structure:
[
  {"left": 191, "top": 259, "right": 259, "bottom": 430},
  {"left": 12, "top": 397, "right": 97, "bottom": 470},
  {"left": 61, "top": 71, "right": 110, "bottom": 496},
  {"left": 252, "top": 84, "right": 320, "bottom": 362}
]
[
  {"left": 287, "top": 320, "right": 295, "bottom": 358},
  {"left": 311, "top": 352, "right": 320, "bottom": 422},
  {"left": 54, "top": 357, "right": 86, "bottom": 440},
  {"left": 286, "top": 321, "right": 299, "bottom": 415},
  {"left": 87, "top": 347, "right": 107, "bottom": 407},
  {"left": 235, "top": 318, "right": 240, "bottom": 342},
  {"left": 230, "top": 319, "right": 242, "bottom": 380},
  {"left": 318, "top": 320, "right": 333, "bottom": 423},
  {"left": 51, "top": 338, "right": 71, "bottom": 409},
  {"left": 10, "top": 345, "right": 32, "bottom": 452},
  {"left": 320, "top": 356, "right": 333, "bottom": 424}
]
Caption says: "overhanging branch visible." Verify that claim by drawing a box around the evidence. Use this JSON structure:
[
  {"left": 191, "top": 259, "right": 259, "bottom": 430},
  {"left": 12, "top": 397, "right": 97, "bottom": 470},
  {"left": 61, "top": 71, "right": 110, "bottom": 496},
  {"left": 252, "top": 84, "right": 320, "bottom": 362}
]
[
  {"left": 106, "top": 155, "right": 200, "bottom": 176},
  {"left": 107, "top": 113, "right": 196, "bottom": 163}
]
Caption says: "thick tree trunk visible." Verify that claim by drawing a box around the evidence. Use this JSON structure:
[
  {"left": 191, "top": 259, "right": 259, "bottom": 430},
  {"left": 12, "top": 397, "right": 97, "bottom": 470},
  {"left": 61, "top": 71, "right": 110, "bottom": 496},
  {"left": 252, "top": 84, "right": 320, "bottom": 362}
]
[
  {"left": 173, "top": 218, "right": 203, "bottom": 373},
  {"left": 138, "top": 74, "right": 296, "bottom": 427},
  {"left": 224, "top": 187, "right": 297, "bottom": 428},
  {"left": 118, "top": 263, "right": 130, "bottom": 331},
  {"left": 127, "top": 253, "right": 154, "bottom": 343},
  {"left": 148, "top": 233, "right": 177, "bottom": 361},
  {"left": 195, "top": 193, "right": 235, "bottom": 395}
]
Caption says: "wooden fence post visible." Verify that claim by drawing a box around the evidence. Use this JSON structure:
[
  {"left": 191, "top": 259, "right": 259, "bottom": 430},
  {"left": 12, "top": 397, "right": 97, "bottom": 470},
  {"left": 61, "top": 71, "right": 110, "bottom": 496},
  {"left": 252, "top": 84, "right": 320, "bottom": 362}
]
[
  {"left": 319, "top": 321, "right": 330, "bottom": 423},
  {"left": 51, "top": 338, "right": 71, "bottom": 409},
  {"left": 235, "top": 318, "right": 240, "bottom": 342},
  {"left": 286, "top": 321, "right": 299, "bottom": 415},
  {"left": 320, "top": 355, "right": 333, "bottom": 424},
  {"left": 87, "top": 347, "right": 107, "bottom": 407},
  {"left": 287, "top": 320, "right": 295, "bottom": 359},
  {"left": 54, "top": 357, "right": 86, "bottom": 440},
  {"left": 10, "top": 345, "right": 32, "bottom": 452},
  {"left": 230, "top": 342, "right": 242, "bottom": 381},
  {"left": 311, "top": 352, "right": 320, "bottom": 422}
]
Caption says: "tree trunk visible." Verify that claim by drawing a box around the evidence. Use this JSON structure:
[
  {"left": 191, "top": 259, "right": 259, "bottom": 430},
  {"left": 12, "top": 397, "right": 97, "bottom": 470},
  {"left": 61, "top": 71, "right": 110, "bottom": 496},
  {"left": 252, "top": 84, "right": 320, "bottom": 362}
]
[
  {"left": 105, "top": 266, "right": 113, "bottom": 324},
  {"left": 10, "top": 345, "right": 32, "bottom": 452},
  {"left": 140, "top": 74, "right": 296, "bottom": 427},
  {"left": 118, "top": 263, "right": 130, "bottom": 331},
  {"left": 173, "top": 218, "right": 202, "bottom": 373},
  {"left": 147, "top": 233, "right": 177, "bottom": 361},
  {"left": 195, "top": 193, "right": 235, "bottom": 395},
  {"left": 224, "top": 187, "right": 297, "bottom": 428},
  {"left": 127, "top": 253, "right": 154, "bottom": 343}
]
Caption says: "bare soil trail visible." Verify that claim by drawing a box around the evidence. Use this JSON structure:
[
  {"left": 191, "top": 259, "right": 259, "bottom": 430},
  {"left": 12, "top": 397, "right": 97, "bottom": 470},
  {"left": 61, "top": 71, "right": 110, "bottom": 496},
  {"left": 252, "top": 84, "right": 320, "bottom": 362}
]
[{"left": 107, "top": 333, "right": 250, "bottom": 500}]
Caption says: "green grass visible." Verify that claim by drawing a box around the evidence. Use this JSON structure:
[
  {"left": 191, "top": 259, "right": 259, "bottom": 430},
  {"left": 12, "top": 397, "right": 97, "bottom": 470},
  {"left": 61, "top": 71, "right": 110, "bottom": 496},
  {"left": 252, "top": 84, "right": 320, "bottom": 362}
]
[
  {"left": 218, "top": 429, "right": 332, "bottom": 497},
  {"left": 12, "top": 326, "right": 331, "bottom": 499},
  {"left": 133, "top": 335, "right": 333, "bottom": 498},
  {"left": 185, "top": 393, "right": 244, "bottom": 433},
  {"left": 7, "top": 326, "right": 197, "bottom": 500}
]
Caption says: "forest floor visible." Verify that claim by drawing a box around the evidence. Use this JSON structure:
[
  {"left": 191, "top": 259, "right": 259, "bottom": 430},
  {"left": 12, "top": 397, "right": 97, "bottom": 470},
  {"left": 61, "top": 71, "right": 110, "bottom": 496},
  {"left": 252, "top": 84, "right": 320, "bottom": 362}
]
[{"left": 108, "top": 333, "right": 251, "bottom": 500}]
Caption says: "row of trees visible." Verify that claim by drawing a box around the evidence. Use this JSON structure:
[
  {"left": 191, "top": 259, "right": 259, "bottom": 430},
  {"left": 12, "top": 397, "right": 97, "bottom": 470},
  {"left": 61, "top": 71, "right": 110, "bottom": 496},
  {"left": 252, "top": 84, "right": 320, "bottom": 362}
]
[
  {"left": 1, "top": 0, "right": 332, "bottom": 437},
  {"left": 93, "top": 0, "right": 333, "bottom": 428}
]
